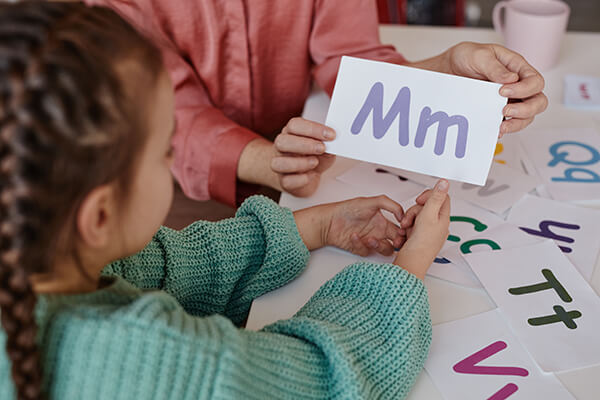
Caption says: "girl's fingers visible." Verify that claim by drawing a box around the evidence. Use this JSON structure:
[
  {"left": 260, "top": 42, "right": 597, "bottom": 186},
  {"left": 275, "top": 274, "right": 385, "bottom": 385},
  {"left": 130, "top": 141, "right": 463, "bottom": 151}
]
[
  {"left": 401, "top": 204, "right": 423, "bottom": 228},
  {"left": 416, "top": 189, "right": 432, "bottom": 205},
  {"left": 423, "top": 179, "right": 450, "bottom": 218}
]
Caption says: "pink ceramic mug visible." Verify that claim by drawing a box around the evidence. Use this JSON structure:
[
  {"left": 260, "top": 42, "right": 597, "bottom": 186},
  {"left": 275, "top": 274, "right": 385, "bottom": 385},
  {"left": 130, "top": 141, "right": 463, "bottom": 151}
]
[{"left": 493, "top": 0, "right": 570, "bottom": 71}]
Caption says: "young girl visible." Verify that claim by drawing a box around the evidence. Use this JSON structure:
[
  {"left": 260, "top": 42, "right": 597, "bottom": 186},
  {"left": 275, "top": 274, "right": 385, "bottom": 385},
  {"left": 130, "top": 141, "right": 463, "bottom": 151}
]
[{"left": 0, "top": 2, "right": 450, "bottom": 400}]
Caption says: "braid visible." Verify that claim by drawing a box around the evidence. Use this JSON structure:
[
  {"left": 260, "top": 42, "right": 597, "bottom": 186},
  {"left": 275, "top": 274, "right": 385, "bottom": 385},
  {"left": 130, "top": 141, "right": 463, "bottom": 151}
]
[{"left": 0, "top": 2, "right": 163, "bottom": 399}]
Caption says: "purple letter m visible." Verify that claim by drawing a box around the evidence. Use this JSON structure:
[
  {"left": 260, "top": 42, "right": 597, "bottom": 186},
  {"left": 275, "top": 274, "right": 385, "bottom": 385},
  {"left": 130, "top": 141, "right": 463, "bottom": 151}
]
[
  {"left": 415, "top": 107, "right": 469, "bottom": 158},
  {"left": 350, "top": 82, "right": 411, "bottom": 146}
]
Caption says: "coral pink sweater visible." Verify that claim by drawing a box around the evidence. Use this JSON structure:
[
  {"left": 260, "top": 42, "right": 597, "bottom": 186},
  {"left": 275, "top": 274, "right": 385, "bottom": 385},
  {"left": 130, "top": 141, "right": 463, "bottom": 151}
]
[{"left": 86, "top": 0, "right": 405, "bottom": 206}]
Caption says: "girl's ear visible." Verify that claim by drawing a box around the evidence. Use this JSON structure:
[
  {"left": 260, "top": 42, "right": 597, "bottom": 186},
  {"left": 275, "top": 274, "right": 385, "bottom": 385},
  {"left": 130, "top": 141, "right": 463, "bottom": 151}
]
[{"left": 76, "top": 185, "right": 117, "bottom": 249}]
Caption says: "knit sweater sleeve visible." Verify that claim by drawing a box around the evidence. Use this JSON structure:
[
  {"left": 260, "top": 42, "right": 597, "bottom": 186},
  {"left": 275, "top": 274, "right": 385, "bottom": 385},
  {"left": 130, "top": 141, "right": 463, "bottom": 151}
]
[
  {"left": 101, "top": 195, "right": 309, "bottom": 324},
  {"left": 33, "top": 262, "right": 430, "bottom": 400}
]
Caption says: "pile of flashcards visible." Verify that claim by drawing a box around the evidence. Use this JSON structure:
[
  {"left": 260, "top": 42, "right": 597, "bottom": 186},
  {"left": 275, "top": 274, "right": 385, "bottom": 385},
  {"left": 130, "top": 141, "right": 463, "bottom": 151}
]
[{"left": 335, "top": 126, "right": 600, "bottom": 399}]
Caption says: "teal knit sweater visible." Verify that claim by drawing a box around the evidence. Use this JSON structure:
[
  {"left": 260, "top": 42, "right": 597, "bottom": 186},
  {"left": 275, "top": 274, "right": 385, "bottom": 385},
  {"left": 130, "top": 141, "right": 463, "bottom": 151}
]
[{"left": 0, "top": 196, "right": 431, "bottom": 399}]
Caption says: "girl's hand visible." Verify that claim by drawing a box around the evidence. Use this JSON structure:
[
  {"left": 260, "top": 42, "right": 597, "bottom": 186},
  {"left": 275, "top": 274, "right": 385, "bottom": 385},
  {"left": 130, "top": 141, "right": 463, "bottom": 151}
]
[
  {"left": 323, "top": 195, "right": 406, "bottom": 257},
  {"left": 394, "top": 180, "right": 451, "bottom": 280}
]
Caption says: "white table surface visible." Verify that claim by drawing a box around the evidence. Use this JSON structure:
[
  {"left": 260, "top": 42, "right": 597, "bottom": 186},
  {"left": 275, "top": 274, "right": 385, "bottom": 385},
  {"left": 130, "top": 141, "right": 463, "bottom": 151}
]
[{"left": 247, "top": 25, "right": 600, "bottom": 400}]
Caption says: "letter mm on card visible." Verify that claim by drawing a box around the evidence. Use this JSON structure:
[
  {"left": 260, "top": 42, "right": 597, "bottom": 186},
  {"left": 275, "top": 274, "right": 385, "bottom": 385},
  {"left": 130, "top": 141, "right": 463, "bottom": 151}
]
[{"left": 325, "top": 56, "right": 506, "bottom": 185}]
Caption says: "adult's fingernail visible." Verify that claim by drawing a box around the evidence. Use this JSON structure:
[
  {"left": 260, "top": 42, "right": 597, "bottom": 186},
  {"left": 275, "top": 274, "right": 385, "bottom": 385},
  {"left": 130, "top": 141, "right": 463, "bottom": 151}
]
[
  {"left": 435, "top": 179, "right": 449, "bottom": 191},
  {"left": 324, "top": 129, "right": 336, "bottom": 140},
  {"left": 316, "top": 143, "right": 326, "bottom": 153},
  {"left": 500, "top": 87, "right": 513, "bottom": 97},
  {"left": 504, "top": 106, "right": 513, "bottom": 117}
]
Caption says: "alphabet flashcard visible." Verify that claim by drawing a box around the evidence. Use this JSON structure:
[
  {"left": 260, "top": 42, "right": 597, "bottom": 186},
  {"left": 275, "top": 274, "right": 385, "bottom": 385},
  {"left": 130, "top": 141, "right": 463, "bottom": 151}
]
[
  {"left": 425, "top": 197, "right": 504, "bottom": 287},
  {"left": 396, "top": 162, "right": 539, "bottom": 215},
  {"left": 441, "top": 223, "right": 546, "bottom": 288},
  {"left": 325, "top": 56, "right": 506, "bottom": 185},
  {"left": 425, "top": 309, "right": 574, "bottom": 400},
  {"left": 520, "top": 128, "right": 600, "bottom": 202},
  {"left": 464, "top": 240, "right": 600, "bottom": 372},
  {"left": 507, "top": 194, "right": 600, "bottom": 281}
]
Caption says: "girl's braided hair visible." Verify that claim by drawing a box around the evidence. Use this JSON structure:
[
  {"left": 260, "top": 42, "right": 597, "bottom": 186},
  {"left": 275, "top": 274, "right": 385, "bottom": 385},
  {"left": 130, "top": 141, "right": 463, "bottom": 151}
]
[{"left": 0, "top": 1, "right": 163, "bottom": 398}]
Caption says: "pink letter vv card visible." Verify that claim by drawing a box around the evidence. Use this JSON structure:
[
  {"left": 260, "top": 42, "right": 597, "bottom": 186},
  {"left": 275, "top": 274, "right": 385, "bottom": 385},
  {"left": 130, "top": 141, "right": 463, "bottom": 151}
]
[
  {"left": 325, "top": 56, "right": 507, "bottom": 185},
  {"left": 425, "top": 309, "right": 574, "bottom": 400}
]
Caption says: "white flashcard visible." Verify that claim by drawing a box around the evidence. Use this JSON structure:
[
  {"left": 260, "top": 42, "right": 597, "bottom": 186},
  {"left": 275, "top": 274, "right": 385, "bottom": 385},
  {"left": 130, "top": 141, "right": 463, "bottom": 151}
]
[
  {"left": 564, "top": 75, "right": 600, "bottom": 110},
  {"left": 494, "top": 134, "right": 533, "bottom": 175},
  {"left": 507, "top": 194, "right": 600, "bottom": 282},
  {"left": 335, "top": 162, "right": 425, "bottom": 204},
  {"left": 425, "top": 309, "right": 575, "bottom": 400},
  {"left": 441, "top": 223, "right": 546, "bottom": 288},
  {"left": 398, "top": 162, "right": 538, "bottom": 215},
  {"left": 465, "top": 241, "right": 600, "bottom": 372},
  {"left": 439, "top": 197, "right": 505, "bottom": 254},
  {"left": 417, "top": 197, "right": 504, "bottom": 287},
  {"left": 279, "top": 176, "right": 391, "bottom": 211},
  {"left": 325, "top": 56, "right": 506, "bottom": 185},
  {"left": 520, "top": 128, "right": 600, "bottom": 202},
  {"left": 426, "top": 253, "right": 482, "bottom": 288},
  {"left": 301, "top": 88, "right": 330, "bottom": 124}
]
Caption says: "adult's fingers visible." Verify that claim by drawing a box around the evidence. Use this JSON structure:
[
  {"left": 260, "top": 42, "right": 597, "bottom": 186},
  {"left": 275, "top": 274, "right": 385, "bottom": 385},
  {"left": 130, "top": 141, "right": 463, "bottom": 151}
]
[
  {"left": 373, "top": 238, "right": 395, "bottom": 257},
  {"left": 351, "top": 233, "right": 370, "bottom": 257},
  {"left": 500, "top": 117, "right": 535, "bottom": 135},
  {"left": 500, "top": 73, "right": 545, "bottom": 100},
  {"left": 503, "top": 93, "right": 548, "bottom": 120},
  {"left": 491, "top": 45, "right": 545, "bottom": 99},
  {"left": 386, "top": 222, "right": 406, "bottom": 246},
  {"left": 274, "top": 133, "right": 326, "bottom": 155},
  {"left": 280, "top": 172, "right": 317, "bottom": 191},
  {"left": 284, "top": 117, "right": 336, "bottom": 141},
  {"left": 363, "top": 195, "right": 405, "bottom": 222},
  {"left": 271, "top": 156, "right": 319, "bottom": 174},
  {"left": 474, "top": 49, "right": 519, "bottom": 84}
]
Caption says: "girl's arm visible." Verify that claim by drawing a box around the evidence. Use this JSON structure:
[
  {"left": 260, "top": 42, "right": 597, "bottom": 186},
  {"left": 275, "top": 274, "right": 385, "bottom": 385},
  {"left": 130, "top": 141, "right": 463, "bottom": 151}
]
[
  {"left": 102, "top": 196, "right": 309, "bottom": 325},
  {"left": 39, "top": 263, "right": 431, "bottom": 400}
]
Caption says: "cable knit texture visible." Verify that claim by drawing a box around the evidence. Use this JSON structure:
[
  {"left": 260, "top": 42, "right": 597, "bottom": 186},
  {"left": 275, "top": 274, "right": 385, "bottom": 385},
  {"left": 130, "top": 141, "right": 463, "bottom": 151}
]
[{"left": 0, "top": 196, "right": 431, "bottom": 399}]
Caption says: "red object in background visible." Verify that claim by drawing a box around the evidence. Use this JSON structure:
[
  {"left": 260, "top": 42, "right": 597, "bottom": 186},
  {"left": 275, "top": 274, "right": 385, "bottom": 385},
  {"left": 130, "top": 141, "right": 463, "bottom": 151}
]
[
  {"left": 455, "top": 0, "right": 464, "bottom": 26},
  {"left": 376, "top": 0, "right": 464, "bottom": 26},
  {"left": 376, "top": 0, "right": 407, "bottom": 24}
]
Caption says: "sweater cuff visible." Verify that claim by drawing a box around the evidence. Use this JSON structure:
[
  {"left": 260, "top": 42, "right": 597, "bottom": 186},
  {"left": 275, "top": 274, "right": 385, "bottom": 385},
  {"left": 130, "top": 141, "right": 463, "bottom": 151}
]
[{"left": 236, "top": 195, "right": 310, "bottom": 292}]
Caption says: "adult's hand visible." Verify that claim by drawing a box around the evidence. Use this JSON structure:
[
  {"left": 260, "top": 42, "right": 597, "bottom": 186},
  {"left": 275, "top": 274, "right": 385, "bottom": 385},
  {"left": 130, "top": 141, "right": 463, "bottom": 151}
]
[
  {"left": 271, "top": 117, "right": 336, "bottom": 197},
  {"left": 409, "top": 42, "right": 548, "bottom": 136}
]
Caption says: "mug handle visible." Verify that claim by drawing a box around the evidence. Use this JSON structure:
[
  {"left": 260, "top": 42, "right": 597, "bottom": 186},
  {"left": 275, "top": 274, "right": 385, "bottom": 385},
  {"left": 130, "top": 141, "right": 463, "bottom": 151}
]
[{"left": 492, "top": 1, "right": 508, "bottom": 37}]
